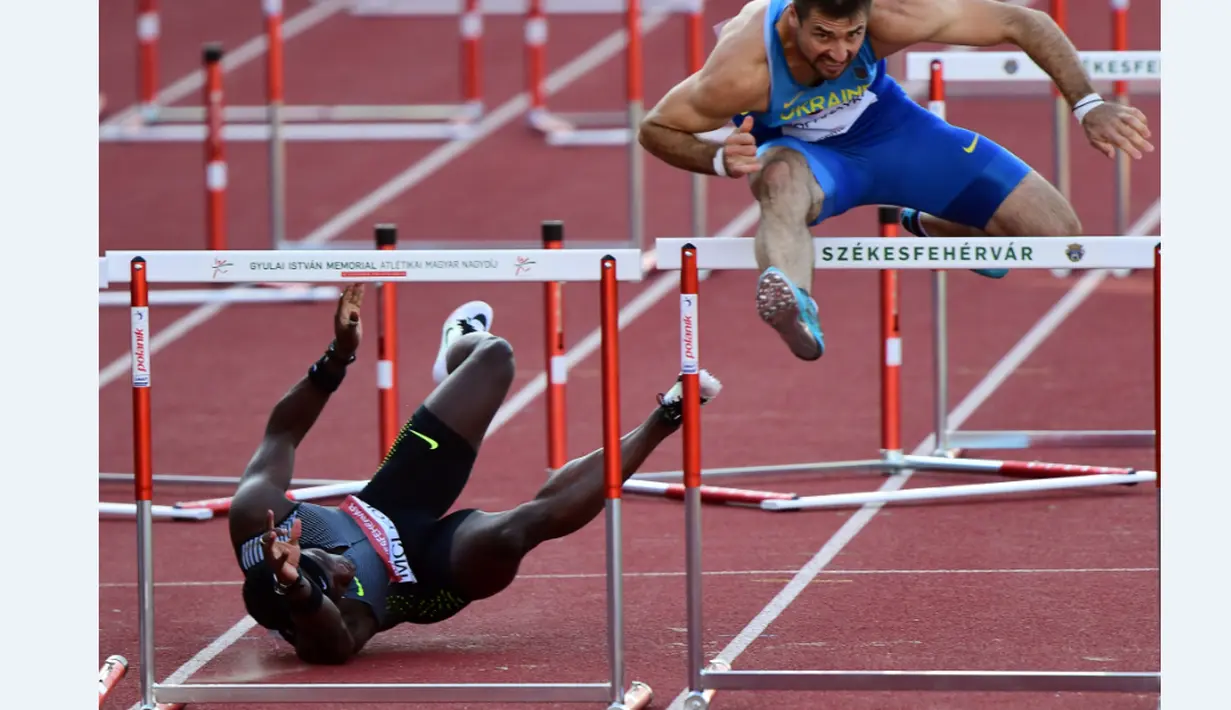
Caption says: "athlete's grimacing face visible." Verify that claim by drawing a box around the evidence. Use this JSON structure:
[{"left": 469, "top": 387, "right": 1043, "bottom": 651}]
[
  {"left": 300, "top": 548, "right": 357, "bottom": 603},
  {"left": 790, "top": 8, "right": 868, "bottom": 81}
]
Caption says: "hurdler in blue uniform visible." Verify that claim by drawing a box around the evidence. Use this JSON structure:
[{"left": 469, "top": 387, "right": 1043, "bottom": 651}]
[{"left": 639, "top": 0, "right": 1154, "bottom": 361}]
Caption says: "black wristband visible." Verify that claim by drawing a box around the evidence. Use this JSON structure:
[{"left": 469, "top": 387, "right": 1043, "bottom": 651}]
[
  {"left": 285, "top": 575, "right": 324, "bottom": 616},
  {"left": 307, "top": 341, "right": 353, "bottom": 393},
  {"left": 325, "top": 340, "right": 357, "bottom": 365}
]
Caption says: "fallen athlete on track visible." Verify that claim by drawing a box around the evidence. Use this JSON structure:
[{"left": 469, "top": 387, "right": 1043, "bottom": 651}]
[
  {"left": 229, "top": 285, "right": 720, "bottom": 664},
  {"left": 638, "top": 0, "right": 1153, "bottom": 361}
]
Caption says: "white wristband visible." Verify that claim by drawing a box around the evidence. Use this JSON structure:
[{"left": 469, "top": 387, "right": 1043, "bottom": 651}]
[
  {"left": 712, "top": 146, "right": 728, "bottom": 177},
  {"left": 1072, "top": 93, "right": 1104, "bottom": 124}
]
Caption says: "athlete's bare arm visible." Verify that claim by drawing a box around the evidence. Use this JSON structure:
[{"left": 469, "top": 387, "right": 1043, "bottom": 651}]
[
  {"left": 228, "top": 286, "right": 365, "bottom": 546},
  {"left": 869, "top": 0, "right": 1152, "bottom": 158},
  {"left": 638, "top": 2, "right": 770, "bottom": 174},
  {"left": 870, "top": 0, "right": 1092, "bottom": 105}
]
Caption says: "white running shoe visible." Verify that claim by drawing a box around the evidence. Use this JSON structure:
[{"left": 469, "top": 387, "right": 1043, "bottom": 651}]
[
  {"left": 432, "top": 300, "right": 494, "bottom": 383},
  {"left": 656, "top": 369, "right": 722, "bottom": 423}
]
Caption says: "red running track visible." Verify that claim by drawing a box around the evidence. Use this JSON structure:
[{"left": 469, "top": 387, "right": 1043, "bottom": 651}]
[{"left": 99, "top": 2, "right": 1159, "bottom": 708}]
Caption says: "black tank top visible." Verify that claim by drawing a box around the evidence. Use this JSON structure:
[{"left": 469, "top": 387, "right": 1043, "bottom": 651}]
[{"left": 236, "top": 502, "right": 468, "bottom": 629}]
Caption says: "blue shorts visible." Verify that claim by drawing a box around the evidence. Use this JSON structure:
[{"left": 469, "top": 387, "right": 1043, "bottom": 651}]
[{"left": 751, "top": 78, "right": 1032, "bottom": 228}]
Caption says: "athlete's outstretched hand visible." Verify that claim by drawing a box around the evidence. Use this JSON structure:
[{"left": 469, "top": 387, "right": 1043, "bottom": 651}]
[
  {"left": 1081, "top": 102, "right": 1154, "bottom": 160},
  {"left": 262, "top": 510, "right": 302, "bottom": 586},
  {"left": 720, "top": 116, "right": 761, "bottom": 177},
  {"left": 333, "top": 284, "right": 364, "bottom": 356}
]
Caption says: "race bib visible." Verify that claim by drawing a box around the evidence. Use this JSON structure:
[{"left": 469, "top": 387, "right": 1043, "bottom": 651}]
[{"left": 340, "top": 496, "right": 417, "bottom": 584}]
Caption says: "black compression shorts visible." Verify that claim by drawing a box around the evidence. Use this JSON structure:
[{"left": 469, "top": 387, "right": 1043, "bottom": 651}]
[{"left": 356, "top": 404, "right": 479, "bottom": 595}]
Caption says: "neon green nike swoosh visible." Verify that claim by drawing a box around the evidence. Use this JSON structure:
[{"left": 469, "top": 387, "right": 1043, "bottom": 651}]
[{"left": 408, "top": 429, "right": 439, "bottom": 450}]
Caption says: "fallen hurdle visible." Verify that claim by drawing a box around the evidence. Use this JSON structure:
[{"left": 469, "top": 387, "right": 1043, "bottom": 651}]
[
  {"left": 106, "top": 243, "right": 653, "bottom": 708},
  {"left": 656, "top": 236, "right": 1160, "bottom": 706}
]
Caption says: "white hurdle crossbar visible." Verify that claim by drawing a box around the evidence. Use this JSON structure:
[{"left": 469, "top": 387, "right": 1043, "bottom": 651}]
[
  {"left": 657, "top": 236, "right": 1159, "bottom": 707},
  {"left": 108, "top": 244, "right": 653, "bottom": 708}
]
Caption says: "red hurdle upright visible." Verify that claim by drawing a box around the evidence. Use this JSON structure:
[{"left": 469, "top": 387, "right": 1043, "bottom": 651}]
[
  {"left": 203, "top": 44, "right": 226, "bottom": 252},
  {"left": 878, "top": 206, "right": 902, "bottom": 467},
  {"left": 376, "top": 225, "right": 400, "bottom": 458},
  {"left": 542, "top": 221, "right": 568, "bottom": 473}
]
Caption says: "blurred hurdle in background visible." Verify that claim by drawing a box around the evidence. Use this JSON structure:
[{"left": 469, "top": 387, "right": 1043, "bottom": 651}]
[
  {"left": 104, "top": 0, "right": 716, "bottom": 264},
  {"left": 117, "top": 0, "right": 481, "bottom": 139},
  {"left": 106, "top": 240, "right": 656, "bottom": 709}
]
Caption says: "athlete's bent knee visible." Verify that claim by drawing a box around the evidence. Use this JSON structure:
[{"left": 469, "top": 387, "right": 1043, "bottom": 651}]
[
  {"left": 753, "top": 155, "right": 800, "bottom": 200},
  {"left": 752, "top": 153, "right": 817, "bottom": 222},
  {"left": 448, "top": 334, "right": 515, "bottom": 382}
]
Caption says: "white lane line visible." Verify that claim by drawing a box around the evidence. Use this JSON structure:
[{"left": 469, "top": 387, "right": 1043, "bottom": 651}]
[
  {"left": 102, "top": 0, "right": 350, "bottom": 127},
  {"left": 99, "top": 10, "right": 673, "bottom": 389},
  {"left": 662, "top": 198, "right": 1161, "bottom": 710},
  {"left": 98, "top": 567, "right": 1160, "bottom": 588}
]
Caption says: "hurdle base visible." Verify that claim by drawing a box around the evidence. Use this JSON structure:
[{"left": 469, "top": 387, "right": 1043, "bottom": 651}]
[
  {"left": 147, "top": 102, "right": 483, "bottom": 124},
  {"left": 99, "top": 121, "right": 476, "bottom": 143},
  {"left": 98, "top": 285, "right": 340, "bottom": 307},
  {"left": 154, "top": 681, "right": 649, "bottom": 705},
  {"left": 528, "top": 110, "right": 734, "bottom": 147},
  {"left": 693, "top": 669, "right": 1159, "bottom": 694},
  {"left": 760, "top": 471, "right": 1156, "bottom": 512},
  {"left": 943, "top": 429, "right": 1155, "bottom": 450},
  {"left": 100, "top": 472, "right": 355, "bottom": 487},
  {"left": 631, "top": 458, "right": 899, "bottom": 483},
  {"left": 99, "top": 502, "right": 213, "bottom": 521},
  {"left": 530, "top": 109, "right": 631, "bottom": 147}
]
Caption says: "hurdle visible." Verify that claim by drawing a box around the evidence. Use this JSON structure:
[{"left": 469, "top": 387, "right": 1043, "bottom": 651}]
[
  {"left": 99, "top": 43, "right": 340, "bottom": 308},
  {"left": 154, "top": 220, "right": 791, "bottom": 514},
  {"left": 633, "top": 208, "right": 908, "bottom": 485},
  {"left": 523, "top": 0, "right": 714, "bottom": 255},
  {"left": 107, "top": 244, "right": 655, "bottom": 708},
  {"left": 117, "top": 0, "right": 481, "bottom": 139},
  {"left": 659, "top": 237, "right": 1159, "bottom": 707},
  {"left": 538, "top": 221, "right": 796, "bottom": 507},
  {"left": 905, "top": 44, "right": 1160, "bottom": 276},
  {"left": 344, "top": 0, "right": 715, "bottom": 248},
  {"left": 905, "top": 51, "right": 1159, "bottom": 457},
  {"left": 652, "top": 235, "right": 1160, "bottom": 507}
]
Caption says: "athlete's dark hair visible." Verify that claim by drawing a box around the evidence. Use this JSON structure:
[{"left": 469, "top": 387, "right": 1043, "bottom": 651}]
[{"left": 792, "top": 0, "right": 873, "bottom": 21}]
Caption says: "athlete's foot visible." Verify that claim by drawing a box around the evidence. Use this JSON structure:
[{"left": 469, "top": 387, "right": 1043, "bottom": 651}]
[
  {"left": 655, "top": 369, "right": 723, "bottom": 425},
  {"left": 756, "top": 267, "right": 825, "bottom": 360},
  {"left": 432, "top": 300, "right": 494, "bottom": 383},
  {"left": 899, "top": 208, "right": 1008, "bottom": 279}
]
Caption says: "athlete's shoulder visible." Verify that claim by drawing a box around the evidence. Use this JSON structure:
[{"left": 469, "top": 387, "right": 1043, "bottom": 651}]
[
  {"left": 867, "top": 0, "right": 946, "bottom": 56},
  {"left": 711, "top": 1, "right": 768, "bottom": 56}
]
